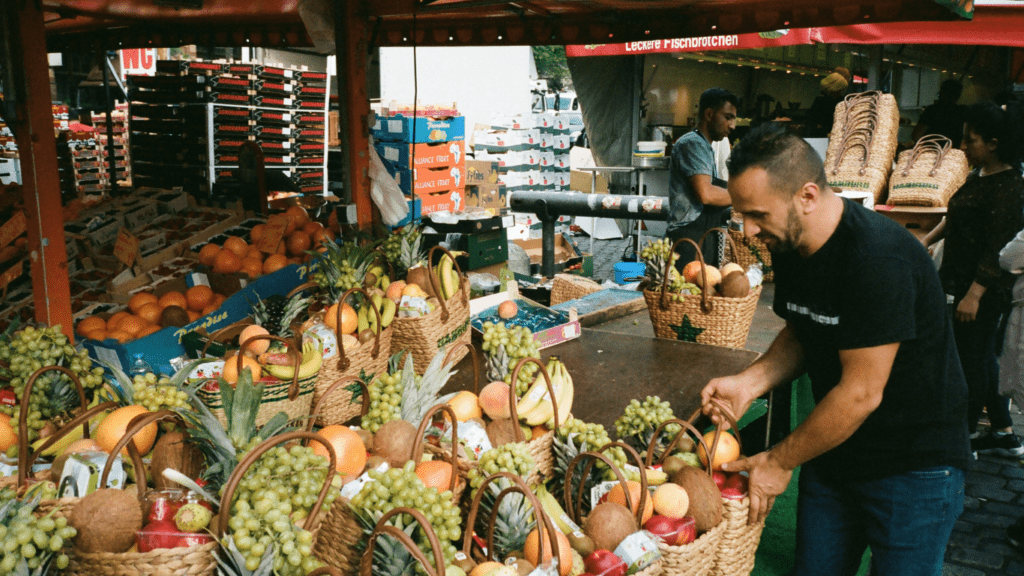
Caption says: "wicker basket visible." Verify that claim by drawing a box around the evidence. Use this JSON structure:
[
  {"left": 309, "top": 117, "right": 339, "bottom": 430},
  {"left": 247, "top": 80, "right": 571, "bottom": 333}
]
[
  {"left": 194, "top": 333, "right": 317, "bottom": 427},
  {"left": 362, "top": 507, "right": 447, "bottom": 576},
  {"left": 645, "top": 232, "right": 761, "bottom": 349},
  {"left": 409, "top": 404, "right": 468, "bottom": 505},
  {"left": 424, "top": 342, "right": 482, "bottom": 485},
  {"left": 725, "top": 228, "right": 773, "bottom": 283},
  {"left": 463, "top": 471, "right": 566, "bottom": 571},
  {"left": 644, "top": 418, "right": 726, "bottom": 576},
  {"left": 507, "top": 357, "right": 562, "bottom": 483},
  {"left": 887, "top": 135, "right": 969, "bottom": 207},
  {"left": 825, "top": 91, "right": 900, "bottom": 204},
  {"left": 71, "top": 411, "right": 218, "bottom": 576},
  {"left": 551, "top": 274, "right": 603, "bottom": 305},
  {"left": 389, "top": 246, "right": 472, "bottom": 375},
  {"left": 309, "top": 286, "right": 393, "bottom": 426},
  {"left": 564, "top": 446, "right": 663, "bottom": 576}
]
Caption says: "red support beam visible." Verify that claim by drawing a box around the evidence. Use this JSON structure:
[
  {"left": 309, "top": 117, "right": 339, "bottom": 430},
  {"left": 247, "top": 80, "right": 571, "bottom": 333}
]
[
  {"left": 335, "top": 0, "right": 375, "bottom": 231},
  {"left": 7, "top": 1, "right": 74, "bottom": 338}
]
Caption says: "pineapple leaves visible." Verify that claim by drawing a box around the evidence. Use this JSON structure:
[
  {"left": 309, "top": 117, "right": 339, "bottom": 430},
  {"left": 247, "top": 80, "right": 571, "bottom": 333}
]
[{"left": 259, "top": 412, "right": 292, "bottom": 441}]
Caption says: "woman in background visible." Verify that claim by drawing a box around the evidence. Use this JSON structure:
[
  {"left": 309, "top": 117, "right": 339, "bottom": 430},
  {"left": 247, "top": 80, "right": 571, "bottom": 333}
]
[{"left": 805, "top": 67, "right": 851, "bottom": 138}]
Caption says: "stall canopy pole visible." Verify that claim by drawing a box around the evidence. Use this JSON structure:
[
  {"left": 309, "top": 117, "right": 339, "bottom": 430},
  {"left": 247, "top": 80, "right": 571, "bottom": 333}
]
[
  {"left": 335, "top": 0, "right": 374, "bottom": 230},
  {"left": 100, "top": 49, "right": 119, "bottom": 196},
  {"left": 7, "top": 0, "right": 73, "bottom": 337}
]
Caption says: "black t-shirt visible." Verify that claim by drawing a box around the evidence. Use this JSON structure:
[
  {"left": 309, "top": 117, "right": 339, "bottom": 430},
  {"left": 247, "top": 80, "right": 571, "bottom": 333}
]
[
  {"left": 918, "top": 101, "right": 967, "bottom": 148},
  {"left": 773, "top": 198, "right": 970, "bottom": 481}
]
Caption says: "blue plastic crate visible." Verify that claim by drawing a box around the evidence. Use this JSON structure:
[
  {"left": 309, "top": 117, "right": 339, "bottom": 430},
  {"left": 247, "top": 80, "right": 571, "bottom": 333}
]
[{"left": 614, "top": 262, "right": 646, "bottom": 284}]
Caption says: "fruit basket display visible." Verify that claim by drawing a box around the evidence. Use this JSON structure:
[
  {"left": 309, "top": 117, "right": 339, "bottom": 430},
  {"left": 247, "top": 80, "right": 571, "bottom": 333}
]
[
  {"left": 725, "top": 228, "right": 773, "bottom": 283},
  {"left": 361, "top": 507, "right": 448, "bottom": 576},
  {"left": 506, "top": 357, "right": 562, "bottom": 482}
]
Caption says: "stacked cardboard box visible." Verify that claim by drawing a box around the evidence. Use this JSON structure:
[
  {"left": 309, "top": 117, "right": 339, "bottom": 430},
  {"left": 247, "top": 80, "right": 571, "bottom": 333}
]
[{"left": 472, "top": 114, "right": 573, "bottom": 197}]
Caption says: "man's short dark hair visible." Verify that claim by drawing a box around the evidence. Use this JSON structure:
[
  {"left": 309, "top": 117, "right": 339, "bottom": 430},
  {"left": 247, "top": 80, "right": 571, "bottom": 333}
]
[
  {"left": 939, "top": 79, "right": 963, "bottom": 102},
  {"left": 727, "top": 122, "right": 827, "bottom": 194},
  {"left": 698, "top": 88, "right": 739, "bottom": 116}
]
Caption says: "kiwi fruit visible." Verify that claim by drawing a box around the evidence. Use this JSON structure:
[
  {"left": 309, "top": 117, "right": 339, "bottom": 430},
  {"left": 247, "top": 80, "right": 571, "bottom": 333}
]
[
  {"left": 662, "top": 455, "right": 688, "bottom": 477},
  {"left": 677, "top": 436, "right": 697, "bottom": 453},
  {"left": 568, "top": 532, "right": 595, "bottom": 557},
  {"left": 453, "top": 553, "right": 477, "bottom": 575},
  {"left": 355, "top": 429, "right": 374, "bottom": 452},
  {"left": 357, "top": 329, "right": 375, "bottom": 344},
  {"left": 69, "top": 489, "right": 143, "bottom": 553},
  {"left": 583, "top": 502, "right": 637, "bottom": 552},
  {"left": 160, "top": 305, "right": 191, "bottom": 328}
]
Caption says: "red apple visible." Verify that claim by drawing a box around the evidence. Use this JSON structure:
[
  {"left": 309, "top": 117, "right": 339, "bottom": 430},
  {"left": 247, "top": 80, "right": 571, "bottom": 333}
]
[
  {"left": 724, "top": 473, "right": 748, "bottom": 494},
  {"left": 674, "top": 516, "right": 697, "bottom": 546},
  {"left": 584, "top": 550, "right": 627, "bottom": 576},
  {"left": 137, "top": 521, "right": 182, "bottom": 552},
  {"left": 643, "top": 515, "right": 681, "bottom": 544},
  {"left": 721, "top": 487, "right": 746, "bottom": 500},
  {"left": 712, "top": 470, "right": 727, "bottom": 490}
]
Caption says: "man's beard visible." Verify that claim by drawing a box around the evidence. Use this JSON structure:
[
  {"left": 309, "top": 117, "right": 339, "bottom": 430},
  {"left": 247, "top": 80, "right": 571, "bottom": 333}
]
[{"left": 759, "top": 204, "right": 802, "bottom": 254}]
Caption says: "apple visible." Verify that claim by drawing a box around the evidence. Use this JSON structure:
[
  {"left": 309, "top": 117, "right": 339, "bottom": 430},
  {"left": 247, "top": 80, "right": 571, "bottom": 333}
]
[
  {"left": 723, "top": 473, "right": 748, "bottom": 494},
  {"left": 136, "top": 521, "right": 182, "bottom": 552},
  {"left": 674, "top": 516, "right": 697, "bottom": 546},
  {"left": 721, "top": 487, "right": 746, "bottom": 500},
  {"left": 712, "top": 470, "right": 727, "bottom": 490},
  {"left": 643, "top": 515, "right": 681, "bottom": 544},
  {"left": 584, "top": 550, "right": 627, "bottom": 576}
]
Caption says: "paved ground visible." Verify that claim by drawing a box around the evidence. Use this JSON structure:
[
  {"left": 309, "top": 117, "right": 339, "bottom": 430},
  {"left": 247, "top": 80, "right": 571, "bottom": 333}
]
[{"left": 580, "top": 232, "right": 1024, "bottom": 576}]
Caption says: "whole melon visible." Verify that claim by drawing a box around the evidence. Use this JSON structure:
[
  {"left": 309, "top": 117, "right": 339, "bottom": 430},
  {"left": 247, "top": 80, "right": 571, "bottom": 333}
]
[
  {"left": 69, "top": 489, "right": 143, "bottom": 553},
  {"left": 583, "top": 502, "right": 637, "bottom": 552},
  {"left": 671, "top": 466, "right": 723, "bottom": 532}
]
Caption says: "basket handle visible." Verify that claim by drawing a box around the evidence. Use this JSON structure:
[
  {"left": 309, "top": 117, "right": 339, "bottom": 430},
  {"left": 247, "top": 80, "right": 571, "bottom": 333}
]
[
  {"left": 582, "top": 442, "right": 649, "bottom": 527},
  {"left": 239, "top": 334, "right": 302, "bottom": 401},
  {"left": 333, "top": 287, "right": 383, "bottom": 372},
  {"left": 23, "top": 400, "right": 120, "bottom": 483},
  {"left": 643, "top": 418, "right": 715, "bottom": 477},
  {"left": 286, "top": 281, "right": 323, "bottom": 321},
  {"left": 200, "top": 319, "right": 254, "bottom": 357},
  {"left": 687, "top": 400, "right": 744, "bottom": 469},
  {"left": 218, "top": 431, "right": 337, "bottom": 537},
  {"left": 462, "top": 471, "right": 561, "bottom": 568},
  {"left": 507, "top": 357, "right": 559, "bottom": 439},
  {"left": 659, "top": 237, "right": 713, "bottom": 313},
  {"left": 362, "top": 509, "right": 444, "bottom": 576},
  {"left": 442, "top": 341, "right": 481, "bottom": 395},
  {"left": 100, "top": 410, "right": 183, "bottom": 501},
  {"left": 17, "top": 366, "right": 90, "bottom": 487},
  {"left": 408, "top": 404, "right": 461, "bottom": 493},
  {"left": 305, "top": 376, "right": 371, "bottom": 431},
  {"left": 903, "top": 135, "right": 952, "bottom": 177},
  {"left": 425, "top": 245, "right": 467, "bottom": 323},
  {"left": 563, "top": 449, "right": 633, "bottom": 526}
]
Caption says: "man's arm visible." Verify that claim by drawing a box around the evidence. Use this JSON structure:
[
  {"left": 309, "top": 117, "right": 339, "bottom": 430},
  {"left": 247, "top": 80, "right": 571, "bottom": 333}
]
[
  {"left": 689, "top": 174, "right": 732, "bottom": 207},
  {"left": 724, "top": 342, "right": 898, "bottom": 524}
]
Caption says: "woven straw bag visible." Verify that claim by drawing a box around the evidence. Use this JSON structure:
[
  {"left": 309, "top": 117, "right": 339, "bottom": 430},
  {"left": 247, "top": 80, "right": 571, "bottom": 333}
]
[
  {"left": 409, "top": 404, "right": 468, "bottom": 505},
  {"left": 362, "top": 507, "right": 447, "bottom": 576},
  {"left": 70, "top": 411, "right": 218, "bottom": 576},
  {"left": 887, "top": 135, "right": 969, "bottom": 207},
  {"left": 424, "top": 342, "right": 481, "bottom": 486},
  {"left": 506, "top": 357, "right": 561, "bottom": 483},
  {"left": 551, "top": 274, "right": 603, "bottom": 305},
  {"left": 194, "top": 332, "right": 317, "bottom": 427},
  {"left": 463, "top": 471, "right": 565, "bottom": 571},
  {"left": 644, "top": 419, "right": 726, "bottom": 576},
  {"left": 308, "top": 286, "right": 393, "bottom": 426},
  {"left": 390, "top": 246, "right": 472, "bottom": 375},
  {"left": 564, "top": 445, "right": 663, "bottom": 576},
  {"left": 645, "top": 230, "right": 761, "bottom": 349},
  {"left": 825, "top": 91, "right": 899, "bottom": 204},
  {"left": 700, "top": 400, "right": 764, "bottom": 576},
  {"left": 725, "top": 228, "right": 773, "bottom": 283}
]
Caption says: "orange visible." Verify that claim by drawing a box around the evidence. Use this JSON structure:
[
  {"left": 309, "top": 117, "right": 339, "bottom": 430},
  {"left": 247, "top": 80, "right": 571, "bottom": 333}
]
[
  {"left": 107, "top": 330, "right": 133, "bottom": 343},
  {"left": 682, "top": 261, "right": 704, "bottom": 284},
  {"left": 313, "top": 425, "right": 368, "bottom": 481},
  {"left": 324, "top": 302, "right": 358, "bottom": 335},
  {"left": 523, "top": 528, "right": 572, "bottom": 576},
  {"left": 286, "top": 231, "right": 311, "bottom": 256},
  {"left": 415, "top": 460, "right": 456, "bottom": 493},
  {"left": 607, "top": 480, "right": 654, "bottom": 525},
  {"left": 286, "top": 206, "right": 310, "bottom": 228},
  {"left": 136, "top": 324, "right": 161, "bottom": 338},
  {"left": 223, "top": 236, "right": 249, "bottom": 258},
  {"left": 222, "top": 353, "right": 262, "bottom": 385},
  {"left": 263, "top": 254, "right": 289, "bottom": 275},
  {"left": 97, "top": 405, "right": 156, "bottom": 456},
  {"left": 698, "top": 430, "right": 741, "bottom": 470},
  {"left": 76, "top": 316, "right": 106, "bottom": 337},
  {"left": 0, "top": 417, "right": 16, "bottom": 452},
  {"left": 201, "top": 303, "right": 219, "bottom": 316},
  {"left": 250, "top": 223, "right": 268, "bottom": 244},
  {"left": 106, "top": 311, "right": 132, "bottom": 331},
  {"left": 158, "top": 291, "right": 188, "bottom": 310},
  {"left": 303, "top": 221, "right": 324, "bottom": 237},
  {"left": 241, "top": 258, "right": 263, "bottom": 279},
  {"left": 137, "top": 303, "right": 164, "bottom": 325},
  {"left": 213, "top": 250, "right": 243, "bottom": 274},
  {"left": 198, "top": 243, "right": 221, "bottom": 266},
  {"left": 187, "top": 309, "right": 201, "bottom": 322},
  {"left": 244, "top": 245, "right": 263, "bottom": 261},
  {"left": 128, "top": 292, "right": 159, "bottom": 314},
  {"left": 313, "top": 228, "right": 335, "bottom": 247},
  {"left": 85, "top": 329, "right": 109, "bottom": 342},
  {"left": 239, "top": 325, "right": 270, "bottom": 353},
  {"left": 212, "top": 294, "right": 227, "bottom": 307},
  {"left": 118, "top": 315, "right": 149, "bottom": 337},
  {"left": 185, "top": 285, "right": 215, "bottom": 312}
]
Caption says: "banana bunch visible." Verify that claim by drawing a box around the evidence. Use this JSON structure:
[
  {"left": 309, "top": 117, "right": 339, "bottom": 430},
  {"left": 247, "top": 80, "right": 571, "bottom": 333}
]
[
  {"left": 29, "top": 396, "right": 109, "bottom": 458},
  {"left": 435, "top": 252, "right": 462, "bottom": 301},
  {"left": 535, "top": 483, "right": 582, "bottom": 535},
  {"left": 263, "top": 338, "right": 324, "bottom": 380},
  {"left": 515, "top": 357, "right": 574, "bottom": 428},
  {"left": 357, "top": 292, "right": 396, "bottom": 334},
  {"left": 364, "top": 264, "right": 390, "bottom": 291}
]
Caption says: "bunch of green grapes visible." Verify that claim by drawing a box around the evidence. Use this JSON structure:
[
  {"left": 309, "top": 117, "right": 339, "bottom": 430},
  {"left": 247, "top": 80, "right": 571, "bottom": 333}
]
[
  {"left": 380, "top": 224, "right": 420, "bottom": 269},
  {"left": 469, "top": 442, "right": 535, "bottom": 494},
  {"left": 614, "top": 396, "right": 680, "bottom": 453},
  {"left": 361, "top": 370, "right": 410, "bottom": 433},
  {"left": 224, "top": 444, "right": 343, "bottom": 574},
  {"left": 668, "top": 271, "right": 701, "bottom": 296},
  {"left": 0, "top": 325, "right": 105, "bottom": 441},
  {"left": 132, "top": 372, "right": 190, "bottom": 412},
  {"left": 559, "top": 418, "right": 629, "bottom": 481},
  {"left": 0, "top": 485, "right": 77, "bottom": 574},
  {"left": 350, "top": 462, "right": 460, "bottom": 571},
  {"left": 481, "top": 322, "right": 541, "bottom": 395},
  {"left": 639, "top": 237, "right": 676, "bottom": 264}
]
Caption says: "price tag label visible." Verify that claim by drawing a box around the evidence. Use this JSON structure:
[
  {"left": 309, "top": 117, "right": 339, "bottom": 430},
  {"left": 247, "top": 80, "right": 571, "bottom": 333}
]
[
  {"left": 0, "top": 210, "right": 26, "bottom": 249},
  {"left": 113, "top": 227, "right": 140, "bottom": 267},
  {"left": 258, "top": 216, "right": 288, "bottom": 254}
]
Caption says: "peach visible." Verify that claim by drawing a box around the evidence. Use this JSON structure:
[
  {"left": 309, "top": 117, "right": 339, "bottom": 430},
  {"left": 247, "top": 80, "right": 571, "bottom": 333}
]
[
  {"left": 478, "top": 381, "right": 512, "bottom": 419},
  {"left": 653, "top": 483, "right": 690, "bottom": 518}
]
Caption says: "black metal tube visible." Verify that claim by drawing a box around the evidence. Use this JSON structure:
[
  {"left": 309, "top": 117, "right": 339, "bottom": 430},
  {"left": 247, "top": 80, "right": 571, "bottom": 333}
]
[
  {"left": 100, "top": 50, "right": 118, "bottom": 195},
  {"left": 509, "top": 191, "right": 669, "bottom": 220},
  {"left": 541, "top": 217, "right": 556, "bottom": 278}
]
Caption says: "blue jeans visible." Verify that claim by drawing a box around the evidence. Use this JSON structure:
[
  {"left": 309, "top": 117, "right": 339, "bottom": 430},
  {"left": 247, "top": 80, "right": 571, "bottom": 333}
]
[{"left": 794, "top": 463, "right": 964, "bottom": 576}]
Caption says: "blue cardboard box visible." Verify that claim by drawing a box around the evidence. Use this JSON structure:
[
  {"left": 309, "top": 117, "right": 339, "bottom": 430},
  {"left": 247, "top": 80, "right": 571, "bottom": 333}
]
[
  {"left": 393, "top": 196, "right": 423, "bottom": 228},
  {"left": 372, "top": 115, "right": 465, "bottom": 143}
]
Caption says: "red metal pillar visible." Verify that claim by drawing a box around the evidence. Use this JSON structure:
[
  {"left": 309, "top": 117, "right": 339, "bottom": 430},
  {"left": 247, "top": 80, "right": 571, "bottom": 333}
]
[
  {"left": 335, "top": 0, "right": 375, "bottom": 230},
  {"left": 7, "top": 1, "right": 74, "bottom": 337}
]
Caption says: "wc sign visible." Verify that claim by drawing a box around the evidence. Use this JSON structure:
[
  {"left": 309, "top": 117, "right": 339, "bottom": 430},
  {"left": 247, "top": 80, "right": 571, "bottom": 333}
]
[{"left": 119, "top": 49, "right": 156, "bottom": 80}]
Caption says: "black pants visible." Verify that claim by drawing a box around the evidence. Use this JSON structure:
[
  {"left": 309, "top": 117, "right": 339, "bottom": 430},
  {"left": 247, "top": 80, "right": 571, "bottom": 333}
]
[
  {"left": 953, "top": 296, "right": 1012, "bottom": 432},
  {"left": 667, "top": 205, "right": 732, "bottom": 269}
]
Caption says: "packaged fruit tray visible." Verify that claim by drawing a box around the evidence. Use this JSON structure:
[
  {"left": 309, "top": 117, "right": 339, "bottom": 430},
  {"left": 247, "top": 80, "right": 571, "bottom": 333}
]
[{"left": 470, "top": 287, "right": 580, "bottom": 350}]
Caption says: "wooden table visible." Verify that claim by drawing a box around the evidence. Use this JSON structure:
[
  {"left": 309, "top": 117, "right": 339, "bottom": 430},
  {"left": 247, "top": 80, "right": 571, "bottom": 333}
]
[{"left": 446, "top": 327, "right": 761, "bottom": 431}]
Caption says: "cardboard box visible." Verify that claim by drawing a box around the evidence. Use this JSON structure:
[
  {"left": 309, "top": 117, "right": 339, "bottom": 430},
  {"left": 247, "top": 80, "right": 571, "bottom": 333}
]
[
  {"left": 466, "top": 183, "right": 507, "bottom": 214},
  {"left": 569, "top": 170, "right": 610, "bottom": 194},
  {"left": 513, "top": 234, "right": 594, "bottom": 277},
  {"left": 393, "top": 196, "right": 423, "bottom": 228},
  {"left": 392, "top": 165, "right": 466, "bottom": 196},
  {"left": 470, "top": 285, "right": 580, "bottom": 349},
  {"left": 419, "top": 189, "right": 465, "bottom": 215},
  {"left": 371, "top": 115, "right": 465, "bottom": 143},
  {"left": 466, "top": 160, "right": 499, "bottom": 185},
  {"left": 376, "top": 141, "right": 466, "bottom": 170},
  {"left": 328, "top": 111, "right": 341, "bottom": 147}
]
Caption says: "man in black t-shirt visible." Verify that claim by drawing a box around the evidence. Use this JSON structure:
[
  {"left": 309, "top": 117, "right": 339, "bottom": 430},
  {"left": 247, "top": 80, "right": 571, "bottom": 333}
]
[
  {"left": 701, "top": 123, "right": 969, "bottom": 576},
  {"left": 911, "top": 79, "right": 967, "bottom": 148}
]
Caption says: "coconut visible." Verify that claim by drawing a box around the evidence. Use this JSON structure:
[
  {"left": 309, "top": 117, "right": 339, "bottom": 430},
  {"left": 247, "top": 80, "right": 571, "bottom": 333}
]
[
  {"left": 671, "top": 466, "right": 723, "bottom": 532},
  {"left": 486, "top": 419, "right": 523, "bottom": 447},
  {"left": 719, "top": 270, "right": 750, "bottom": 298},
  {"left": 406, "top": 266, "right": 439, "bottom": 300},
  {"left": 151, "top": 431, "right": 205, "bottom": 490},
  {"left": 69, "top": 488, "right": 143, "bottom": 553},
  {"left": 583, "top": 502, "right": 637, "bottom": 552},
  {"left": 373, "top": 419, "right": 420, "bottom": 467}
]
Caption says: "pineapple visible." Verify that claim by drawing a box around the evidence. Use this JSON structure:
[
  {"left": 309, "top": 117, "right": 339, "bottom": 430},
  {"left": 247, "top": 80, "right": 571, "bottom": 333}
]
[
  {"left": 216, "top": 536, "right": 275, "bottom": 576},
  {"left": 380, "top": 223, "right": 425, "bottom": 278},
  {"left": 311, "top": 239, "right": 381, "bottom": 303},
  {"left": 251, "top": 291, "right": 312, "bottom": 337}
]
